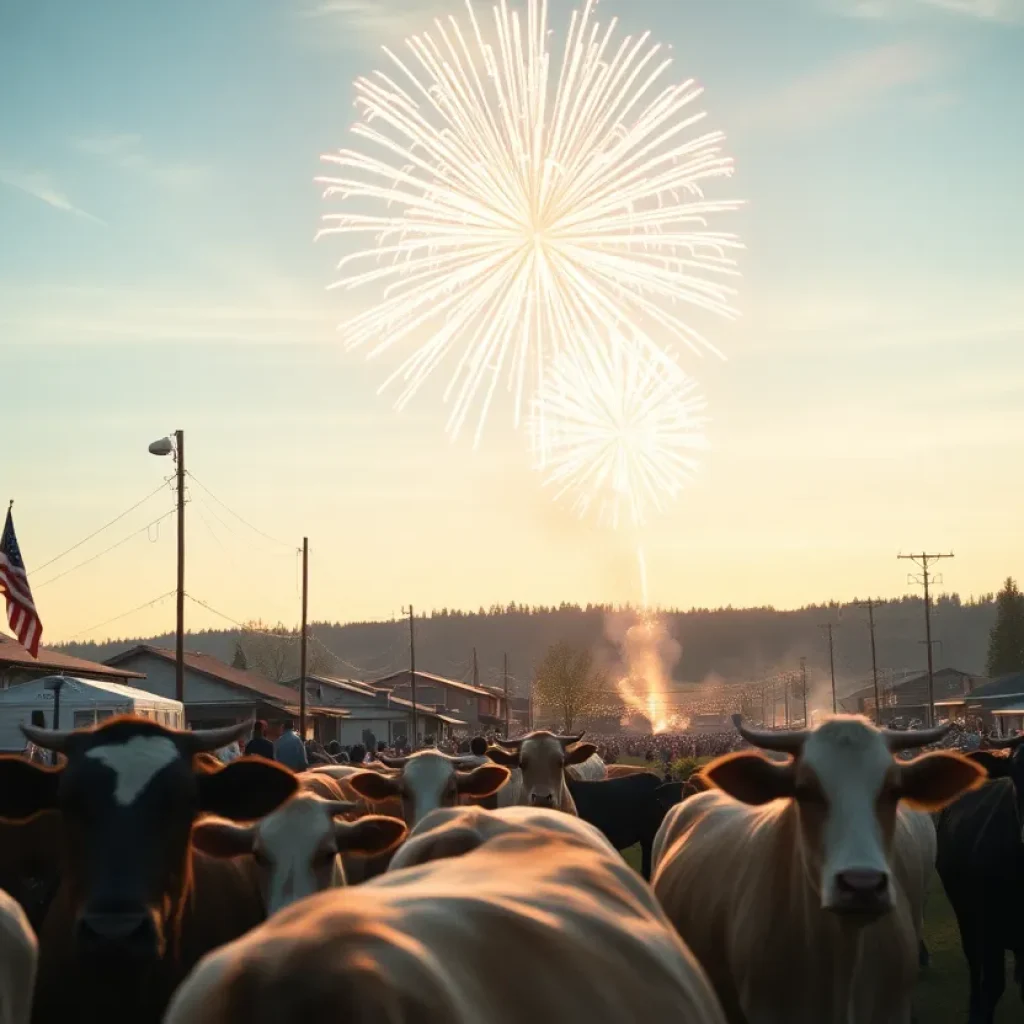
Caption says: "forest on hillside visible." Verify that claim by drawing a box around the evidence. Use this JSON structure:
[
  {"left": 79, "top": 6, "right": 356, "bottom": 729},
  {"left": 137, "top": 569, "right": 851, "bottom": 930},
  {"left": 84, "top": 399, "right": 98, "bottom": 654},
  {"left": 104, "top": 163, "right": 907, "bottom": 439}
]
[{"left": 56, "top": 594, "right": 997, "bottom": 699}]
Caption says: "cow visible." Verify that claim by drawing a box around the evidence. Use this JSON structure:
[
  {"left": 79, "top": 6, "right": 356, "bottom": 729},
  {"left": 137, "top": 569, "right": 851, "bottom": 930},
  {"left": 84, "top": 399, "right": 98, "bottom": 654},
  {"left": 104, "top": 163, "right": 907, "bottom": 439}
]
[
  {"left": 652, "top": 715, "right": 984, "bottom": 1024},
  {"left": 564, "top": 772, "right": 667, "bottom": 879},
  {"left": 0, "top": 887, "right": 36, "bottom": 1024},
  {"left": 191, "top": 772, "right": 407, "bottom": 915},
  {"left": 937, "top": 734, "right": 1024, "bottom": 1023},
  {"left": 605, "top": 764, "right": 650, "bottom": 779},
  {"left": 487, "top": 731, "right": 599, "bottom": 812},
  {"left": 163, "top": 804, "right": 729, "bottom": 1024},
  {"left": 0, "top": 813, "right": 61, "bottom": 935},
  {"left": 0, "top": 716, "right": 299, "bottom": 1024},
  {"left": 343, "top": 749, "right": 510, "bottom": 828}
]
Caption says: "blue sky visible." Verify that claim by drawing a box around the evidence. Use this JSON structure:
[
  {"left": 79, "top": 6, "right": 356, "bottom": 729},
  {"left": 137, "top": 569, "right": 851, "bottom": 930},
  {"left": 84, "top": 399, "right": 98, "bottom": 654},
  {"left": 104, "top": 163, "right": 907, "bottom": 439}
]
[{"left": 2, "top": 0, "right": 1022, "bottom": 643}]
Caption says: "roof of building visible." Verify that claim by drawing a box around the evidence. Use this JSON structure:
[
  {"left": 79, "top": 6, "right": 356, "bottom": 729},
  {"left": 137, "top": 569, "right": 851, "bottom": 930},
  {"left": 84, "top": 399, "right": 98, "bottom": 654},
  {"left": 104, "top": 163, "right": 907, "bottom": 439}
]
[
  {"left": 841, "top": 667, "right": 980, "bottom": 708},
  {"left": 382, "top": 691, "right": 466, "bottom": 726},
  {"left": 105, "top": 645, "right": 310, "bottom": 706},
  {"left": 0, "top": 634, "right": 145, "bottom": 681},
  {"left": 0, "top": 675, "right": 183, "bottom": 709},
  {"left": 967, "top": 671, "right": 1024, "bottom": 701},
  {"left": 373, "top": 669, "right": 492, "bottom": 699},
  {"left": 295, "top": 674, "right": 380, "bottom": 698}
]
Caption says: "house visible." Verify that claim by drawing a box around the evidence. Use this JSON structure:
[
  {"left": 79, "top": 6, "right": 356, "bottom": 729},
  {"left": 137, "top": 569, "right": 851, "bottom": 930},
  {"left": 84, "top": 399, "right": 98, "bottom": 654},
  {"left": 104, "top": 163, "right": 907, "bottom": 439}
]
[
  {"left": 960, "top": 672, "right": 1024, "bottom": 736},
  {"left": 0, "top": 634, "right": 145, "bottom": 690},
  {"left": 373, "top": 670, "right": 505, "bottom": 733},
  {"left": 103, "top": 645, "right": 348, "bottom": 740},
  {"left": 290, "top": 674, "right": 466, "bottom": 747},
  {"left": 839, "top": 668, "right": 981, "bottom": 724}
]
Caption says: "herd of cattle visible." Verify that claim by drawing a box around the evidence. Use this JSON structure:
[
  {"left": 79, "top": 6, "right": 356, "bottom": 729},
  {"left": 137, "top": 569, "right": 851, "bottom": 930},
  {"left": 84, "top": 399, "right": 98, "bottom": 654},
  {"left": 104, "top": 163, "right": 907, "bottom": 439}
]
[{"left": 0, "top": 712, "right": 1022, "bottom": 1023}]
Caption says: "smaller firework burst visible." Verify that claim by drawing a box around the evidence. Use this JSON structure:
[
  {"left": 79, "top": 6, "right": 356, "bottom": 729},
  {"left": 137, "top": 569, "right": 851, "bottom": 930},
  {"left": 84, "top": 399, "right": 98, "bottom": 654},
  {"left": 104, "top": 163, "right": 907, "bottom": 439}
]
[{"left": 531, "top": 333, "right": 709, "bottom": 529}]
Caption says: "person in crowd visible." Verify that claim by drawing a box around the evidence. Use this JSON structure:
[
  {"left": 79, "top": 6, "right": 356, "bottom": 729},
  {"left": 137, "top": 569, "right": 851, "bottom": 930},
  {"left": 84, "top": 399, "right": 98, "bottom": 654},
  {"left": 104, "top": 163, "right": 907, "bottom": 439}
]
[
  {"left": 273, "top": 719, "right": 308, "bottom": 772},
  {"left": 22, "top": 710, "right": 50, "bottom": 765},
  {"left": 244, "top": 719, "right": 275, "bottom": 760},
  {"left": 348, "top": 743, "right": 367, "bottom": 766}
]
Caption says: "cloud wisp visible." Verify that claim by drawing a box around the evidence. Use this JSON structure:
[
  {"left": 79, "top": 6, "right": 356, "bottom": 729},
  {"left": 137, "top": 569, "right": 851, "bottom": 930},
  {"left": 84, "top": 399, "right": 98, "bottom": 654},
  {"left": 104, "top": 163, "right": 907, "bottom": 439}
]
[{"left": 0, "top": 165, "right": 104, "bottom": 224}]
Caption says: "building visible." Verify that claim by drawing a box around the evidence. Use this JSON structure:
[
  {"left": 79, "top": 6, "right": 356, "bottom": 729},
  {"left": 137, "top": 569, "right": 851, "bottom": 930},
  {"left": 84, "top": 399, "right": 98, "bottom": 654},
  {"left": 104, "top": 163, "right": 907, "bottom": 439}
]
[
  {"left": 373, "top": 670, "right": 505, "bottom": 733},
  {"left": 960, "top": 672, "right": 1024, "bottom": 736},
  {"left": 291, "top": 674, "right": 465, "bottom": 747},
  {"left": 0, "top": 634, "right": 145, "bottom": 689},
  {"left": 103, "top": 645, "right": 348, "bottom": 740},
  {"left": 839, "top": 668, "right": 981, "bottom": 724}
]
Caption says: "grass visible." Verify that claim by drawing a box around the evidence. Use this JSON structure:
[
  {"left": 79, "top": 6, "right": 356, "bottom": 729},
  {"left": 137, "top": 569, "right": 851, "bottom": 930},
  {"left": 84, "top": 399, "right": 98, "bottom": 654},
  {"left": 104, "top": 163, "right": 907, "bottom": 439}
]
[{"left": 621, "top": 841, "right": 1019, "bottom": 1023}]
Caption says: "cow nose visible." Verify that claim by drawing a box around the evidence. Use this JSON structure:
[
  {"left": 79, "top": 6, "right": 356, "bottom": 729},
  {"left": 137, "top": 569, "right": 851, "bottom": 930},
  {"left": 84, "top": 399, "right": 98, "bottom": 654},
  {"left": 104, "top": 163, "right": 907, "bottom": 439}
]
[
  {"left": 836, "top": 869, "right": 888, "bottom": 895},
  {"left": 529, "top": 792, "right": 555, "bottom": 808},
  {"left": 830, "top": 869, "right": 890, "bottom": 916},
  {"left": 77, "top": 911, "right": 158, "bottom": 961}
]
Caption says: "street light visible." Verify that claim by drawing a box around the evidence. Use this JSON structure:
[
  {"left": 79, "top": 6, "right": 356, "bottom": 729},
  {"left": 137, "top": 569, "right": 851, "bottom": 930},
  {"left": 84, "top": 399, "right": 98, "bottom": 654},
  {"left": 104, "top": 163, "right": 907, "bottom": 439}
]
[
  {"left": 43, "top": 676, "right": 67, "bottom": 767},
  {"left": 150, "top": 430, "right": 185, "bottom": 704}
]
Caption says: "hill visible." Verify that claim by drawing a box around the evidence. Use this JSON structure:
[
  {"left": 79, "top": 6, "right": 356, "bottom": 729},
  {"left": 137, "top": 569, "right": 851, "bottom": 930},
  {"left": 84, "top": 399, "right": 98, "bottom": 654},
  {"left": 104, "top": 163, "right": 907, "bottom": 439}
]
[{"left": 54, "top": 594, "right": 996, "bottom": 698}]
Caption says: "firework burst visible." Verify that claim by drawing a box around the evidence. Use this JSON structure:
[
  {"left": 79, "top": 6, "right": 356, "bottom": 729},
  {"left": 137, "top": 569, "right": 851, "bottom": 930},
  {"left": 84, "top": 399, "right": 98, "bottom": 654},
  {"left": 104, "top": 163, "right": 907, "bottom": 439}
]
[
  {"left": 531, "top": 332, "right": 709, "bottom": 529},
  {"left": 317, "top": 0, "right": 742, "bottom": 444}
]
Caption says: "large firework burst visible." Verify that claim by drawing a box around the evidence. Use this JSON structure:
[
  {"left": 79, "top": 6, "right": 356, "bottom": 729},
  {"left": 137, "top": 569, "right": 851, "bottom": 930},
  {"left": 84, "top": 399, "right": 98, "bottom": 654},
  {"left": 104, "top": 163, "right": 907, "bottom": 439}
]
[
  {"left": 317, "top": 0, "right": 742, "bottom": 444},
  {"left": 531, "top": 332, "right": 709, "bottom": 529}
]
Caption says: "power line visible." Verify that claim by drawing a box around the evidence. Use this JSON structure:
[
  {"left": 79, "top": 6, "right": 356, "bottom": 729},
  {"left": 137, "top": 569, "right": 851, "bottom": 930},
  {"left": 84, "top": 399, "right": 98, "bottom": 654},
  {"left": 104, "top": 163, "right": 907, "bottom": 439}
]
[
  {"left": 183, "top": 595, "right": 302, "bottom": 638},
  {"left": 70, "top": 590, "right": 177, "bottom": 639},
  {"left": 186, "top": 472, "right": 297, "bottom": 552},
  {"left": 32, "top": 481, "right": 171, "bottom": 574},
  {"left": 35, "top": 509, "right": 176, "bottom": 589}
]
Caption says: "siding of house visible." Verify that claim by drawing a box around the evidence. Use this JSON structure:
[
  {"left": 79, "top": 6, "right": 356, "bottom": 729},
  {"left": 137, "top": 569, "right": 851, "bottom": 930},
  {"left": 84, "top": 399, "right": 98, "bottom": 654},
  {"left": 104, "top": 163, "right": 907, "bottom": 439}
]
[{"left": 111, "top": 654, "right": 254, "bottom": 706}]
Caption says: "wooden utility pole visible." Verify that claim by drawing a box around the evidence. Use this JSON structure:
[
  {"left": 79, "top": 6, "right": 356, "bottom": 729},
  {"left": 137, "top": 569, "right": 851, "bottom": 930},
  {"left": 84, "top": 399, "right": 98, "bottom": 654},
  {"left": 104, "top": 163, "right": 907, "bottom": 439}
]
[
  {"left": 174, "top": 429, "right": 185, "bottom": 705},
  {"left": 898, "top": 552, "right": 954, "bottom": 726},
  {"left": 472, "top": 647, "right": 479, "bottom": 689},
  {"left": 800, "top": 658, "right": 808, "bottom": 727},
  {"left": 784, "top": 672, "right": 791, "bottom": 727},
  {"left": 503, "top": 652, "right": 510, "bottom": 738},
  {"left": 857, "top": 599, "right": 882, "bottom": 724},
  {"left": 772, "top": 679, "right": 777, "bottom": 728},
  {"left": 299, "top": 537, "right": 308, "bottom": 741},
  {"left": 820, "top": 623, "right": 837, "bottom": 714},
  {"left": 403, "top": 605, "right": 418, "bottom": 748}
]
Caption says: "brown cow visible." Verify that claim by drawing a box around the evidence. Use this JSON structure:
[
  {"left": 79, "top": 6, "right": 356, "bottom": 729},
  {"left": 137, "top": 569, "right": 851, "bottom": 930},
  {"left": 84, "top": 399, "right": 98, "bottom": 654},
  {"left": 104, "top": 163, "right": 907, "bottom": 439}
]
[
  {"left": 0, "top": 887, "right": 36, "bottom": 1024},
  {"left": 0, "top": 716, "right": 298, "bottom": 1024}
]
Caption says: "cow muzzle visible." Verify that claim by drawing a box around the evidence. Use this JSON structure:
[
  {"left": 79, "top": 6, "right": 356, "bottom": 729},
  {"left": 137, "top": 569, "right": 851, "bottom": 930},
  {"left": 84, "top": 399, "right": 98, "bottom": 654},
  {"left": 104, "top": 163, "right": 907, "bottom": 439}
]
[
  {"left": 529, "top": 791, "right": 556, "bottom": 809},
  {"left": 825, "top": 869, "right": 892, "bottom": 919},
  {"left": 76, "top": 907, "right": 162, "bottom": 964}
]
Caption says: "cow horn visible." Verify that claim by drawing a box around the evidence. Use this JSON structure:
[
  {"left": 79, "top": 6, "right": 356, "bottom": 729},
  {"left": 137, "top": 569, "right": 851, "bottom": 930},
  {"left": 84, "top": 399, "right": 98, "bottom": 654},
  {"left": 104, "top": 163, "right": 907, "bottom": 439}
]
[
  {"left": 987, "top": 734, "right": 1024, "bottom": 751},
  {"left": 556, "top": 732, "right": 585, "bottom": 748},
  {"left": 183, "top": 721, "right": 252, "bottom": 754},
  {"left": 20, "top": 724, "right": 76, "bottom": 753},
  {"left": 378, "top": 754, "right": 410, "bottom": 769},
  {"left": 882, "top": 724, "right": 951, "bottom": 751},
  {"left": 732, "top": 715, "right": 809, "bottom": 754},
  {"left": 492, "top": 737, "right": 524, "bottom": 750}
]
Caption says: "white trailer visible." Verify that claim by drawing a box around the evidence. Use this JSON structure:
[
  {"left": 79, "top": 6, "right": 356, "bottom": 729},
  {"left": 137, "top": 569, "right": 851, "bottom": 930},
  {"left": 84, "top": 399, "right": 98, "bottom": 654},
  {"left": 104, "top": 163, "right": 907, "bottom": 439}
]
[{"left": 0, "top": 675, "right": 185, "bottom": 753}]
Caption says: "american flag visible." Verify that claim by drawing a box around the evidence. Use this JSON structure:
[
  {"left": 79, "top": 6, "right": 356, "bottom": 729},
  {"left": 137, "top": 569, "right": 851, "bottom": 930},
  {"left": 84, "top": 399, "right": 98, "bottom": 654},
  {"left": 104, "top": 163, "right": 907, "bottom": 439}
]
[{"left": 0, "top": 506, "right": 42, "bottom": 657}]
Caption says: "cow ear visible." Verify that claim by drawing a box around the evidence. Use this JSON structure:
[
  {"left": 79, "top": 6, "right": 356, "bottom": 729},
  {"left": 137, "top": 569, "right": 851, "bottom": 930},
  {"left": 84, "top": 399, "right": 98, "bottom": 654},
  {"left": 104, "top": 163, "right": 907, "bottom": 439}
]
[
  {"left": 456, "top": 764, "right": 509, "bottom": 798},
  {"left": 899, "top": 751, "right": 987, "bottom": 812},
  {"left": 565, "top": 743, "right": 598, "bottom": 766},
  {"left": 334, "top": 815, "right": 407, "bottom": 857},
  {"left": 0, "top": 757, "right": 61, "bottom": 822},
  {"left": 191, "top": 819, "right": 256, "bottom": 859},
  {"left": 196, "top": 758, "right": 298, "bottom": 821},
  {"left": 486, "top": 746, "right": 519, "bottom": 768},
  {"left": 703, "top": 752, "right": 795, "bottom": 806},
  {"left": 345, "top": 770, "right": 402, "bottom": 802},
  {"left": 966, "top": 751, "right": 1012, "bottom": 779}
]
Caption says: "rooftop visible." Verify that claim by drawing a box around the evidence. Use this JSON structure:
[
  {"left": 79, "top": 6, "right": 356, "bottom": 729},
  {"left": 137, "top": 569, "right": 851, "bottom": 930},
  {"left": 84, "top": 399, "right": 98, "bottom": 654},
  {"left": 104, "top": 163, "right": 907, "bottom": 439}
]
[
  {"left": 0, "top": 634, "right": 145, "bottom": 682},
  {"left": 967, "top": 671, "right": 1024, "bottom": 702},
  {"left": 374, "top": 669, "right": 493, "bottom": 699}
]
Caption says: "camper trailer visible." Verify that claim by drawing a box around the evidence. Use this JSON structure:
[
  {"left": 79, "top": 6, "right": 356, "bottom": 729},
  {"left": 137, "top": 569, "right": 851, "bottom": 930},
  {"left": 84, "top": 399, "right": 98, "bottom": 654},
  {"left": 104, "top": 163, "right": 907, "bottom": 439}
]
[{"left": 0, "top": 675, "right": 184, "bottom": 753}]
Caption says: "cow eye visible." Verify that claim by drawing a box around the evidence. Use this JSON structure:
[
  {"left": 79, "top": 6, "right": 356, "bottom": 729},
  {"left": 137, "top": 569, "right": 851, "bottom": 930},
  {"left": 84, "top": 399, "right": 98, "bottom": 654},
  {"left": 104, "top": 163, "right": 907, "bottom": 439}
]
[
  {"left": 252, "top": 848, "right": 271, "bottom": 867},
  {"left": 794, "top": 782, "right": 826, "bottom": 806},
  {"left": 313, "top": 849, "right": 336, "bottom": 868}
]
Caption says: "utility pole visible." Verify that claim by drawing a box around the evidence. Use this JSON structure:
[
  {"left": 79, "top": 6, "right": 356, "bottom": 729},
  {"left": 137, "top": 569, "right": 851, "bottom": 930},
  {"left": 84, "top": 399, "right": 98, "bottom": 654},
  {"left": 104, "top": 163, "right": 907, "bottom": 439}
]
[
  {"left": 174, "top": 429, "right": 185, "bottom": 704},
  {"left": 299, "top": 537, "right": 308, "bottom": 742},
  {"left": 503, "top": 652, "right": 510, "bottom": 738},
  {"left": 784, "top": 671, "right": 791, "bottom": 727},
  {"left": 472, "top": 647, "right": 479, "bottom": 689},
  {"left": 819, "top": 624, "right": 837, "bottom": 715},
  {"left": 403, "top": 605, "right": 418, "bottom": 748},
  {"left": 898, "top": 552, "right": 954, "bottom": 726},
  {"left": 772, "top": 678, "right": 777, "bottom": 728},
  {"left": 857, "top": 599, "right": 882, "bottom": 724},
  {"left": 800, "top": 658, "right": 808, "bottom": 727}
]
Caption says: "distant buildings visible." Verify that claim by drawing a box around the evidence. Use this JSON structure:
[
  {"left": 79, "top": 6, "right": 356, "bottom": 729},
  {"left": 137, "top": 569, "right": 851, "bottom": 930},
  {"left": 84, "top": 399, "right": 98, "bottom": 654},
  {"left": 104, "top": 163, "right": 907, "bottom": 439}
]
[{"left": 0, "top": 634, "right": 144, "bottom": 689}]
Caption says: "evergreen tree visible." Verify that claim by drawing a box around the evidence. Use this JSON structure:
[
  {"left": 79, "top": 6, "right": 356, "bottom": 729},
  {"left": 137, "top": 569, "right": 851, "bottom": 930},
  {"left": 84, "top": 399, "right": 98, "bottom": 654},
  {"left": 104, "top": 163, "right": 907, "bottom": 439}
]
[
  {"left": 231, "top": 641, "right": 248, "bottom": 671},
  {"left": 986, "top": 577, "right": 1024, "bottom": 678}
]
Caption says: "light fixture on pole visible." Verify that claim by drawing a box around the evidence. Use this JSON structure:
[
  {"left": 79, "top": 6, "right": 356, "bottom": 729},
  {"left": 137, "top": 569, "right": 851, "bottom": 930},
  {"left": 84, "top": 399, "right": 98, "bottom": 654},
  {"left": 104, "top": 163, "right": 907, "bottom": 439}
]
[{"left": 150, "top": 430, "right": 185, "bottom": 704}]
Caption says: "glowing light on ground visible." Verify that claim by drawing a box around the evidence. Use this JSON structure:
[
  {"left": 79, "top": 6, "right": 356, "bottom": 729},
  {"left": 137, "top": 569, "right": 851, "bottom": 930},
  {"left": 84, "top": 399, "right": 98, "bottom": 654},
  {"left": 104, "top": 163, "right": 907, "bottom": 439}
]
[
  {"left": 531, "top": 332, "right": 709, "bottom": 529},
  {"left": 317, "top": 0, "right": 742, "bottom": 444}
]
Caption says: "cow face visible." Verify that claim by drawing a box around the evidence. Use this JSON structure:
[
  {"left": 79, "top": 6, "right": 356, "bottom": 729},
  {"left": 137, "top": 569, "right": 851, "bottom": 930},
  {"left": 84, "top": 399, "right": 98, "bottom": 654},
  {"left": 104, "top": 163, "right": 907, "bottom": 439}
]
[
  {"left": 345, "top": 750, "right": 509, "bottom": 826},
  {"left": 0, "top": 717, "right": 297, "bottom": 968},
  {"left": 191, "top": 794, "right": 407, "bottom": 916},
  {"left": 706, "top": 716, "right": 984, "bottom": 920},
  {"left": 489, "top": 732, "right": 597, "bottom": 809},
  {"left": 968, "top": 738, "right": 1024, "bottom": 842}
]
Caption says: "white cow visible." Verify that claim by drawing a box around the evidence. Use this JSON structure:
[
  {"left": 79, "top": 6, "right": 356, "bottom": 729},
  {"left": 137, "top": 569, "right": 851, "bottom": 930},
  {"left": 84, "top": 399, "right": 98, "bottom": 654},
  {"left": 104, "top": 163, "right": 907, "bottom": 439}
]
[
  {"left": 487, "top": 731, "right": 601, "bottom": 812},
  {"left": 191, "top": 772, "right": 407, "bottom": 915},
  {"left": 653, "top": 715, "right": 984, "bottom": 1024},
  {"left": 344, "top": 749, "right": 510, "bottom": 827},
  {"left": 0, "top": 888, "right": 36, "bottom": 1024},
  {"left": 164, "top": 805, "right": 728, "bottom": 1024}
]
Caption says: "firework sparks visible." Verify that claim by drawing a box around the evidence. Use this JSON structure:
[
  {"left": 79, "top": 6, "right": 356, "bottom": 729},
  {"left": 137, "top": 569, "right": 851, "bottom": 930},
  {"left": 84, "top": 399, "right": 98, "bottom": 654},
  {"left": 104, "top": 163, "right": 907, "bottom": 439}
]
[
  {"left": 317, "top": 0, "right": 742, "bottom": 444},
  {"left": 531, "top": 332, "right": 709, "bottom": 529}
]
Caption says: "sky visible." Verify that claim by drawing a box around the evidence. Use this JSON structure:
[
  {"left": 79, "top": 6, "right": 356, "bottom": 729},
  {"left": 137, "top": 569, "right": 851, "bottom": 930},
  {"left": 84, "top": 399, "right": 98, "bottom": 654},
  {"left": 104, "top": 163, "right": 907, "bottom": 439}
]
[{"left": 1, "top": 0, "right": 1022, "bottom": 645}]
